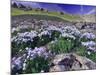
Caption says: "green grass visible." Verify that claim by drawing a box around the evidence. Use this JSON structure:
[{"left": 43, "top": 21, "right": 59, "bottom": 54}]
[
  {"left": 86, "top": 52, "right": 96, "bottom": 62},
  {"left": 76, "top": 46, "right": 96, "bottom": 62},
  {"left": 76, "top": 46, "right": 87, "bottom": 56},
  {"left": 49, "top": 37, "right": 75, "bottom": 54},
  {"left": 11, "top": 7, "right": 81, "bottom": 22}
]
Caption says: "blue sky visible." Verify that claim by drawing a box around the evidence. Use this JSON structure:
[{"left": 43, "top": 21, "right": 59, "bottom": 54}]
[{"left": 12, "top": 0, "right": 96, "bottom": 15}]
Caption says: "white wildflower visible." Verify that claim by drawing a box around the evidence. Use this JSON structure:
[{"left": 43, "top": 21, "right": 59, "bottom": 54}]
[
  {"left": 61, "top": 33, "right": 76, "bottom": 40},
  {"left": 23, "top": 63, "right": 26, "bottom": 70},
  {"left": 11, "top": 28, "right": 16, "bottom": 33},
  {"left": 11, "top": 64, "right": 15, "bottom": 69},
  {"left": 41, "top": 70, "right": 44, "bottom": 73},
  {"left": 38, "top": 30, "right": 50, "bottom": 37},
  {"left": 87, "top": 51, "right": 91, "bottom": 55}
]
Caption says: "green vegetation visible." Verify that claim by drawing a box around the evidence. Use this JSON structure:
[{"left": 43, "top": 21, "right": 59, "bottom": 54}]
[
  {"left": 11, "top": 41, "right": 28, "bottom": 56},
  {"left": 86, "top": 52, "right": 96, "bottom": 62},
  {"left": 51, "top": 30, "right": 61, "bottom": 40},
  {"left": 49, "top": 37, "right": 75, "bottom": 54},
  {"left": 48, "top": 34, "right": 96, "bottom": 62},
  {"left": 12, "top": 28, "right": 34, "bottom": 37},
  {"left": 37, "top": 35, "right": 52, "bottom": 47},
  {"left": 24, "top": 56, "right": 50, "bottom": 73},
  {"left": 11, "top": 7, "right": 81, "bottom": 22},
  {"left": 12, "top": 31, "right": 18, "bottom": 36},
  {"left": 76, "top": 46, "right": 87, "bottom": 56},
  {"left": 11, "top": 5, "right": 96, "bottom": 74},
  {"left": 76, "top": 45, "right": 96, "bottom": 62},
  {"left": 80, "top": 37, "right": 96, "bottom": 42}
]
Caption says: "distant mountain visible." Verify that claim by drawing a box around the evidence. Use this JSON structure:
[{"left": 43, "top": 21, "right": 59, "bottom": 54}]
[{"left": 11, "top": 1, "right": 32, "bottom": 10}]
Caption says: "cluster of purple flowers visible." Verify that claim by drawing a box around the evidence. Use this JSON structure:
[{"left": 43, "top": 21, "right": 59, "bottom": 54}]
[
  {"left": 62, "top": 26, "right": 81, "bottom": 37},
  {"left": 11, "top": 46, "right": 51, "bottom": 71},
  {"left": 38, "top": 30, "right": 51, "bottom": 37},
  {"left": 11, "top": 23, "right": 96, "bottom": 74},
  {"left": 80, "top": 32, "right": 96, "bottom": 52},
  {"left": 11, "top": 31, "right": 38, "bottom": 43},
  {"left": 12, "top": 25, "right": 82, "bottom": 44},
  {"left": 81, "top": 41, "right": 96, "bottom": 52},
  {"left": 26, "top": 47, "right": 51, "bottom": 59},
  {"left": 81, "top": 32, "right": 95, "bottom": 40},
  {"left": 61, "top": 33, "right": 76, "bottom": 40}
]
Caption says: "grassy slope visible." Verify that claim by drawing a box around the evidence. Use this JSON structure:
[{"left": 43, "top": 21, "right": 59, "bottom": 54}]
[{"left": 11, "top": 8, "right": 82, "bottom": 22}]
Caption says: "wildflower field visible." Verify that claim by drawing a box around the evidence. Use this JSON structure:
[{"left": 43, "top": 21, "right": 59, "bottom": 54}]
[{"left": 11, "top": 1, "right": 96, "bottom": 74}]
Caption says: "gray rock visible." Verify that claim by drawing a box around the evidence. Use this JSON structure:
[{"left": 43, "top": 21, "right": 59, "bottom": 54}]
[
  {"left": 49, "top": 53, "right": 96, "bottom": 72},
  {"left": 50, "top": 65, "right": 66, "bottom": 72}
]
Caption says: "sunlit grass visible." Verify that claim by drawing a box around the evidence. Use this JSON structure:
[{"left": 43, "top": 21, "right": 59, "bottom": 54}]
[
  {"left": 11, "top": 7, "right": 81, "bottom": 22},
  {"left": 49, "top": 37, "right": 75, "bottom": 54}
]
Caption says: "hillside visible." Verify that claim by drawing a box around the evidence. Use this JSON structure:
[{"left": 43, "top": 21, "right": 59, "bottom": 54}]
[
  {"left": 11, "top": 5, "right": 96, "bottom": 75},
  {"left": 11, "top": 7, "right": 82, "bottom": 22},
  {"left": 81, "top": 15, "right": 96, "bottom": 23}
]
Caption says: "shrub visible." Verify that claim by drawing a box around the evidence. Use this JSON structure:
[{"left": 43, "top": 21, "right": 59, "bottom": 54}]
[
  {"left": 51, "top": 30, "right": 61, "bottom": 40},
  {"left": 11, "top": 41, "right": 28, "bottom": 56},
  {"left": 37, "top": 35, "right": 52, "bottom": 47},
  {"left": 60, "top": 12, "right": 64, "bottom": 15},
  {"left": 80, "top": 38, "right": 96, "bottom": 42},
  {"left": 40, "top": 8, "right": 44, "bottom": 12},
  {"left": 80, "top": 38, "right": 89, "bottom": 42}
]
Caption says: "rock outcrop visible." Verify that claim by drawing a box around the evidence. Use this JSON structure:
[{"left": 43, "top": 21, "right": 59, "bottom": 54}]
[{"left": 49, "top": 53, "right": 96, "bottom": 72}]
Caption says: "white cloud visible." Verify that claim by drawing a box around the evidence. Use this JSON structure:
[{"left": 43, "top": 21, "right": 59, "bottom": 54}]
[{"left": 86, "top": 9, "right": 96, "bottom": 15}]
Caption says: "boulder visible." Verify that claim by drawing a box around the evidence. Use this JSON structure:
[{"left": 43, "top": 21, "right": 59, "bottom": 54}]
[{"left": 49, "top": 53, "right": 96, "bottom": 72}]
